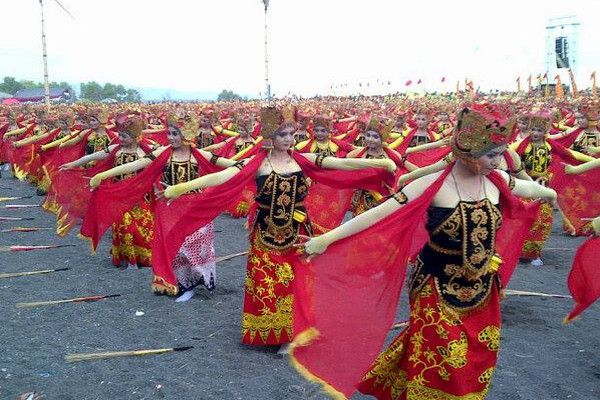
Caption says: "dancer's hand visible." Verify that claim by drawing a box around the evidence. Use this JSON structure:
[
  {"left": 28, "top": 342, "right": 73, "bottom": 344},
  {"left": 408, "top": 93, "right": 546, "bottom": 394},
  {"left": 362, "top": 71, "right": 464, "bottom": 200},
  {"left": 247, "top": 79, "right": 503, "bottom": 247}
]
[
  {"left": 59, "top": 163, "right": 72, "bottom": 171},
  {"left": 89, "top": 175, "right": 102, "bottom": 190},
  {"left": 581, "top": 217, "right": 600, "bottom": 236},
  {"left": 295, "top": 234, "right": 329, "bottom": 261}
]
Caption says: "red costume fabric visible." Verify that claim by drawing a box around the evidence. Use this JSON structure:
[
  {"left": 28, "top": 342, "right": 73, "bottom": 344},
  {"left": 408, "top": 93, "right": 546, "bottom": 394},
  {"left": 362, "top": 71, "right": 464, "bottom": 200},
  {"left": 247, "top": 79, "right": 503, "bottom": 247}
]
[
  {"left": 566, "top": 236, "right": 600, "bottom": 322},
  {"left": 289, "top": 165, "right": 538, "bottom": 399}
]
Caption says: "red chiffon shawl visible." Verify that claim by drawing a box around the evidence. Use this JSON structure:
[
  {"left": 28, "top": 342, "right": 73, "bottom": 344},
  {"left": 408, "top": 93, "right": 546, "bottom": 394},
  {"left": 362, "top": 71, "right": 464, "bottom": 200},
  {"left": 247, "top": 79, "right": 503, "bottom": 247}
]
[{"left": 289, "top": 165, "right": 539, "bottom": 399}]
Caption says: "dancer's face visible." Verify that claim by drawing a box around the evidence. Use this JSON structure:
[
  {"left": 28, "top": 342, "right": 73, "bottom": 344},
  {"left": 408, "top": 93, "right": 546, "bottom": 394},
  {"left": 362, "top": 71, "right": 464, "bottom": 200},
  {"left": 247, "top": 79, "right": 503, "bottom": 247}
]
[
  {"left": 415, "top": 113, "right": 428, "bottom": 129},
  {"left": 272, "top": 125, "right": 295, "bottom": 151},
  {"left": 364, "top": 130, "right": 382, "bottom": 150},
  {"left": 89, "top": 117, "right": 100, "bottom": 130},
  {"left": 529, "top": 126, "right": 546, "bottom": 142},
  {"left": 575, "top": 112, "right": 589, "bottom": 128},
  {"left": 118, "top": 131, "right": 136, "bottom": 146},
  {"left": 476, "top": 145, "right": 506, "bottom": 175},
  {"left": 168, "top": 127, "right": 183, "bottom": 149},
  {"left": 313, "top": 125, "right": 329, "bottom": 142}
]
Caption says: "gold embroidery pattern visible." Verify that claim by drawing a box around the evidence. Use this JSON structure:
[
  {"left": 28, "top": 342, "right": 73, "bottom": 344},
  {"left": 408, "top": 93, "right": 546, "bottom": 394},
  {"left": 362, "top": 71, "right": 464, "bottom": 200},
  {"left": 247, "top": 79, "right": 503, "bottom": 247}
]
[
  {"left": 242, "top": 241, "right": 294, "bottom": 343},
  {"left": 523, "top": 143, "right": 551, "bottom": 180},
  {"left": 114, "top": 152, "right": 139, "bottom": 181},
  {"left": 256, "top": 172, "right": 308, "bottom": 250},
  {"left": 478, "top": 326, "right": 500, "bottom": 351},
  {"left": 477, "top": 368, "right": 495, "bottom": 384},
  {"left": 406, "top": 383, "right": 489, "bottom": 400},
  {"left": 362, "top": 284, "right": 494, "bottom": 400},
  {"left": 404, "top": 285, "right": 465, "bottom": 385}
]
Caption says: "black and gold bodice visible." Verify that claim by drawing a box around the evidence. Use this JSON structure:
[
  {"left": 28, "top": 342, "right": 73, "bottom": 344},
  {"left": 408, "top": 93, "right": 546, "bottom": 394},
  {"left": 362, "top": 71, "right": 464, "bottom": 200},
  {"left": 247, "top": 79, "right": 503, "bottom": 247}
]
[
  {"left": 113, "top": 152, "right": 139, "bottom": 182},
  {"left": 86, "top": 132, "right": 110, "bottom": 155},
  {"left": 235, "top": 140, "right": 255, "bottom": 154},
  {"left": 254, "top": 170, "right": 310, "bottom": 250},
  {"left": 351, "top": 152, "right": 387, "bottom": 214},
  {"left": 522, "top": 143, "right": 551, "bottom": 180},
  {"left": 313, "top": 142, "right": 336, "bottom": 157},
  {"left": 410, "top": 199, "right": 503, "bottom": 315},
  {"left": 409, "top": 134, "right": 430, "bottom": 148},
  {"left": 55, "top": 129, "right": 70, "bottom": 140},
  {"left": 572, "top": 130, "right": 599, "bottom": 152},
  {"left": 197, "top": 130, "right": 214, "bottom": 148},
  {"left": 162, "top": 155, "right": 200, "bottom": 187},
  {"left": 353, "top": 135, "right": 365, "bottom": 147}
]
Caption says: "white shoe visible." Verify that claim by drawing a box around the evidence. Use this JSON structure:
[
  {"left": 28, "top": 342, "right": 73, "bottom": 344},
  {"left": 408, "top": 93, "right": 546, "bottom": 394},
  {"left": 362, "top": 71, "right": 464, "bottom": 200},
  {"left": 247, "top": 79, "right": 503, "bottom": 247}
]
[
  {"left": 277, "top": 343, "right": 290, "bottom": 355},
  {"left": 530, "top": 258, "right": 544, "bottom": 266},
  {"left": 175, "top": 290, "right": 195, "bottom": 302}
]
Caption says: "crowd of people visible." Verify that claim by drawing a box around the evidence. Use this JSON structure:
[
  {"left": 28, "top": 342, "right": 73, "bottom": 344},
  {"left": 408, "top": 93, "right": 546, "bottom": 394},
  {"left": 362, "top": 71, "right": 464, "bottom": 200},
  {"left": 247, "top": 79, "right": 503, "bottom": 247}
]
[{"left": 1, "top": 92, "right": 599, "bottom": 399}]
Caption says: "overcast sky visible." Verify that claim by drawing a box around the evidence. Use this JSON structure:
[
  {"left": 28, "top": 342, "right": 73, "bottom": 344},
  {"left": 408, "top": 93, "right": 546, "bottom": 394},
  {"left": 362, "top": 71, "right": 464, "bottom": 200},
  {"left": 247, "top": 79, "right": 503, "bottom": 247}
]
[{"left": 1, "top": 0, "right": 599, "bottom": 99}]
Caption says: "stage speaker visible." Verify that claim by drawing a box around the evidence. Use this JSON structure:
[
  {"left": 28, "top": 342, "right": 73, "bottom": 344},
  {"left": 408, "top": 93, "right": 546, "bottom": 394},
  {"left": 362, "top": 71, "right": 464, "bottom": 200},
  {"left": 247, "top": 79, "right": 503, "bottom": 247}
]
[{"left": 555, "top": 36, "right": 570, "bottom": 68}]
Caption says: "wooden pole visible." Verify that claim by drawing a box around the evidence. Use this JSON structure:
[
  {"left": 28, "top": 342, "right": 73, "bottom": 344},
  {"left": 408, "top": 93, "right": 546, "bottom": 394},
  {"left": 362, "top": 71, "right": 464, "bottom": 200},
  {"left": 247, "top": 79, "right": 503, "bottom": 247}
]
[
  {"left": 263, "top": 0, "right": 270, "bottom": 101},
  {"left": 39, "top": 0, "right": 51, "bottom": 112}
]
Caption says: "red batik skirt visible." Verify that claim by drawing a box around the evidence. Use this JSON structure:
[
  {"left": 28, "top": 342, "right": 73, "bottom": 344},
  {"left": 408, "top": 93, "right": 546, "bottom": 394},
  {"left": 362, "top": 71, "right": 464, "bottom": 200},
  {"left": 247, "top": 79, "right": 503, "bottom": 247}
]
[
  {"left": 241, "top": 226, "right": 302, "bottom": 346},
  {"left": 111, "top": 200, "right": 154, "bottom": 267},
  {"left": 358, "top": 279, "right": 501, "bottom": 400},
  {"left": 522, "top": 201, "right": 554, "bottom": 259}
]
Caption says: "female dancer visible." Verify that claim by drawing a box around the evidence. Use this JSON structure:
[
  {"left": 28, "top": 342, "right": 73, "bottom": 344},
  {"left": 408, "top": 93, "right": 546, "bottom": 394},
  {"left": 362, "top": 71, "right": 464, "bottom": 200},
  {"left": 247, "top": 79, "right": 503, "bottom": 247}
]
[
  {"left": 347, "top": 116, "right": 417, "bottom": 216},
  {"left": 59, "top": 113, "right": 154, "bottom": 269},
  {"left": 162, "top": 105, "right": 397, "bottom": 351},
  {"left": 292, "top": 105, "right": 556, "bottom": 399},
  {"left": 86, "top": 114, "right": 238, "bottom": 301}
]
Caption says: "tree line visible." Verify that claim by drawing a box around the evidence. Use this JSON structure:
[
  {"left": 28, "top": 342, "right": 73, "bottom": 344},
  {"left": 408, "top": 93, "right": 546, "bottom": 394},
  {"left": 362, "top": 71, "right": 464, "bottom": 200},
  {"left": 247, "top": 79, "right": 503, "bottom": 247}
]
[{"left": 0, "top": 76, "right": 141, "bottom": 102}]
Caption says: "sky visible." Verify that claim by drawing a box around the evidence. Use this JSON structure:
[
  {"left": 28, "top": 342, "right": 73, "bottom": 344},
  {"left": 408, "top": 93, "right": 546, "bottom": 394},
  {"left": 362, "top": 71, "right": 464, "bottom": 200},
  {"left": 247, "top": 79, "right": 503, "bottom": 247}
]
[{"left": 1, "top": 0, "right": 599, "bottom": 100}]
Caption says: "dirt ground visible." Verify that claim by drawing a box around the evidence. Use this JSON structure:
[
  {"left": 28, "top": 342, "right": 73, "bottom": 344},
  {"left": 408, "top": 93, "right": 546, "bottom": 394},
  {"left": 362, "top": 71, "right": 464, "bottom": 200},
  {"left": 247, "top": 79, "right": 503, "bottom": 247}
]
[{"left": 0, "top": 171, "right": 599, "bottom": 400}]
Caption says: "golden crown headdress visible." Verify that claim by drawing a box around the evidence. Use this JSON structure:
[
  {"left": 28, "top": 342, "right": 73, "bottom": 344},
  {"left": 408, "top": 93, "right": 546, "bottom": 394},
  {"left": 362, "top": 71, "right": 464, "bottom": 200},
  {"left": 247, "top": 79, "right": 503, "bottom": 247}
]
[
  {"left": 578, "top": 101, "right": 600, "bottom": 121},
  {"left": 312, "top": 114, "right": 332, "bottom": 130},
  {"left": 180, "top": 114, "right": 200, "bottom": 142},
  {"left": 259, "top": 105, "right": 284, "bottom": 139},
  {"left": 526, "top": 112, "right": 551, "bottom": 131},
  {"left": 115, "top": 112, "right": 144, "bottom": 140},
  {"left": 365, "top": 116, "right": 394, "bottom": 141},
  {"left": 452, "top": 106, "right": 515, "bottom": 157}
]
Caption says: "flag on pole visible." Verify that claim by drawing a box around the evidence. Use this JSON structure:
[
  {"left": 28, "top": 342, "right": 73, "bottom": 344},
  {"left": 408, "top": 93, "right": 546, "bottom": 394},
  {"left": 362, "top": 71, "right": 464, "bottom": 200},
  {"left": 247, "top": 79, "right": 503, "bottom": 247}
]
[
  {"left": 544, "top": 72, "right": 550, "bottom": 98},
  {"left": 516, "top": 77, "right": 521, "bottom": 93},
  {"left": 555, "top": 75, "right": 564, "bottom": 100},
  {"left": 592, "top": 71, "right": 597, "bottom": 99},
  {"left": 527, "top": 74, "right": 532, "bottom": 94},
  {"left": 405, "top": 80, "right": 412, "bottom": 86},
  {"left": 568, "top": 69, "right": 578, "bottom": 98}
]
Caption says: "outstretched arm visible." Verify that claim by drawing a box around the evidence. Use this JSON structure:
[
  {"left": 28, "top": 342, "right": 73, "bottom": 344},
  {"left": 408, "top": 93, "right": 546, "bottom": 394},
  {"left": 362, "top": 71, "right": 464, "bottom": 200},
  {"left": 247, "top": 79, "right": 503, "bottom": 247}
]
[
  {"left": 59, "top": 130, "right": 87, "bottom": 149},
  {"left": 60, "top": 145, "right": 117, "bottom": 170},
  {"left": 405, "top": 138, "right": 449, "bottom": 154},
  {"left": 397, "top": 157, "right": 451, "bottom": 186},
  {"left": 509, "top": 174, "right": 556, "bottom": 202},
  {"left": 14, "top": 130, "right": 53, "bottom": 147},
  {"left": 299, "top": 153, "right": 396, "bottom": 173},
  {"left": 197, "top": 149, "right": 238, "bottom": 168},
  {"left": 40, "top": 132, "right": 77, "bottom": 151},
  {"left": 163, "top": 160, "right": 249, "bottom": 200},
  {"left": 90, "top": 146, "right": 167, "bottom": 189},
  {"left": 302, "top": 174, "right": 433, "bottom": 255},
  {"left": 565, "top": 157, "right": 600, "bottom": 175}
]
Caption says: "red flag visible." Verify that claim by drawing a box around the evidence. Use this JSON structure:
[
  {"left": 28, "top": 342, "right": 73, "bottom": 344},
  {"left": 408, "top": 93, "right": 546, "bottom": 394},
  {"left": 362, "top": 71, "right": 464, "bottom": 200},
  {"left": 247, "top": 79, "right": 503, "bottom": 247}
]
[
  {"left": 417, "top": 79, "right": 422, "bottom": 84},
  {"left": 405, "top": 80, "right": 412, "bottom": 86},
  {"left": 441, "top": 77, "right": 446, "bottom": 82}
]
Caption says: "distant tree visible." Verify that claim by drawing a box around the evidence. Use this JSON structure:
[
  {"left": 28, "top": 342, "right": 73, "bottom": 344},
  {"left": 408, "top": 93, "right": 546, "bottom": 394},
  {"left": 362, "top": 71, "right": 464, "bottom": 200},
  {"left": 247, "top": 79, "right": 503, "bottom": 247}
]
[
  {"left": 217, "top": 89, "right": 243, "bottom": 101},
  {"left": 80, "top": 81, "right": 103, "bottom": 101},
  {"left": 0, "top": 76, "right": 23, "bottom": 95},
  {"left": 0, "top": 76, "right": 76, "bottom": 100},
  {"left": 124, "top": 89, "right": 142, "bottom": 102}
]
